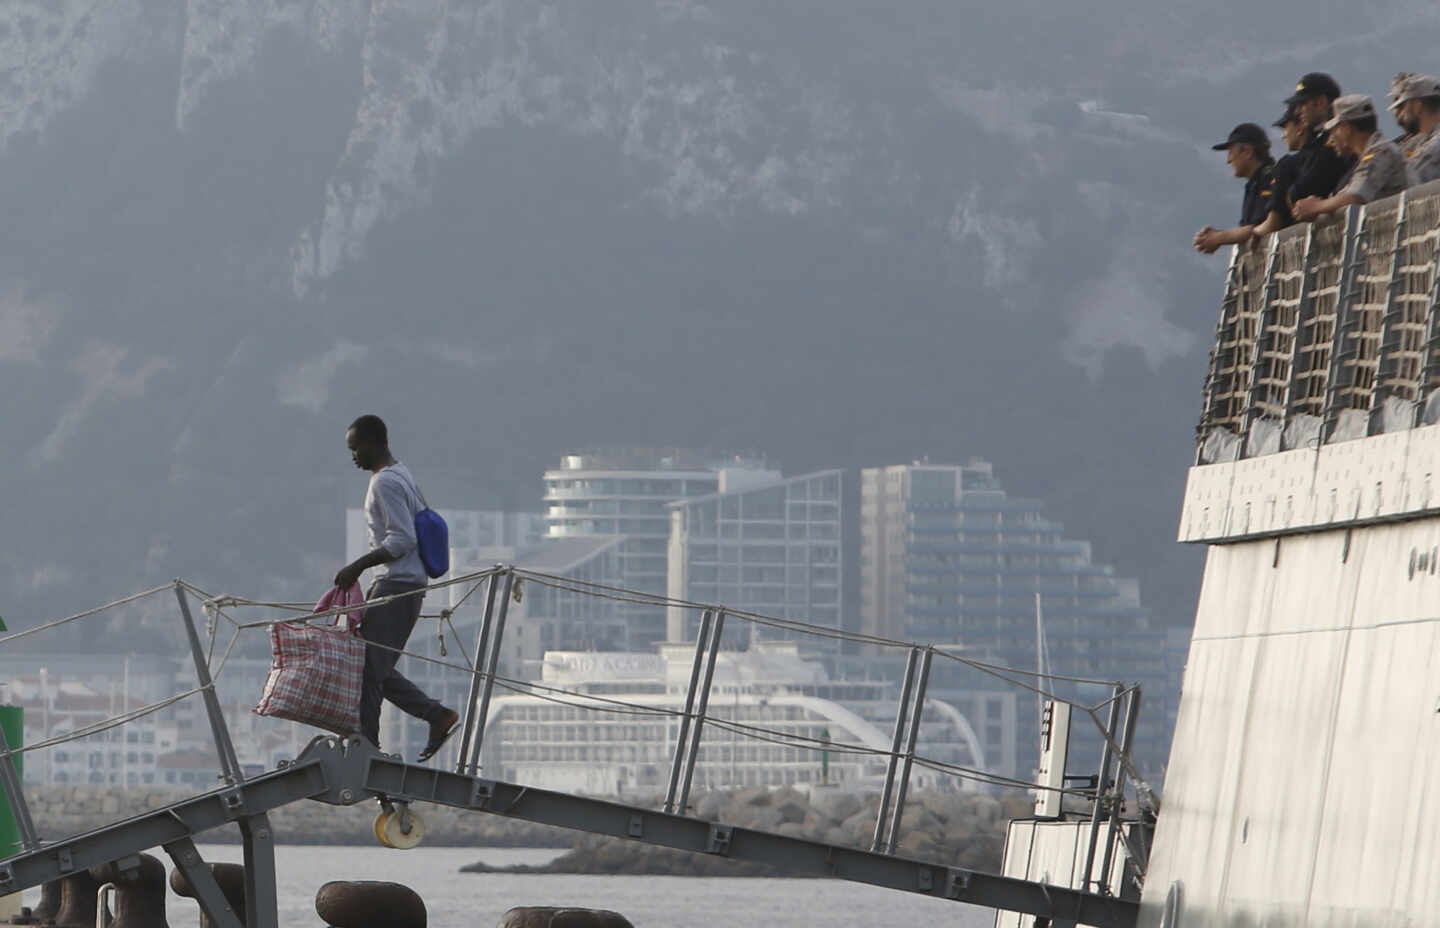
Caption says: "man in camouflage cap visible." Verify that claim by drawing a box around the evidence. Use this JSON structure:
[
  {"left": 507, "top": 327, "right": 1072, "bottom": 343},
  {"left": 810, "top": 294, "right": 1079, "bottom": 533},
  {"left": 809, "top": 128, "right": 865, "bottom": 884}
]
[
  {"left": 1389, "top": 72, "right": 1421, "bottom": 155},
  {"left": 1293, "top": 95, "right": 1415, "bottom": 220},
  {"left": 1392, "top": 74, "right": 1440, "bottom": 183}
]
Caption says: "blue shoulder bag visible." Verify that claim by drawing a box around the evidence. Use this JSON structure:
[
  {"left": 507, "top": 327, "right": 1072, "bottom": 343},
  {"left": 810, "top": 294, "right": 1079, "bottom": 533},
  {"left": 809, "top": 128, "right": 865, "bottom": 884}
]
[{"left": 412, "top": 483, "right": 449, "bottom": 579}]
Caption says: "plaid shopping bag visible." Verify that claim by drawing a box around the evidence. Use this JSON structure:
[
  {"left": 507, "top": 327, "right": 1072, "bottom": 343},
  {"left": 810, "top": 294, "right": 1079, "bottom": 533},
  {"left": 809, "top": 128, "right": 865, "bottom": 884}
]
[{"left": 253, "top": 584, "right": 367, "bottom": 735}]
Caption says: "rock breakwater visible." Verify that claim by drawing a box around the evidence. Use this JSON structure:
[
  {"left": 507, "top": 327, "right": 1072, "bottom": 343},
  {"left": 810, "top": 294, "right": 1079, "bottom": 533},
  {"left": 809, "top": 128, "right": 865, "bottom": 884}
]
[
  {"left": 461, "top": 788, "right": 1035, "bottom": 876},
  {"left": 25, "top": 786, "right": 572, "bottom": 847}
]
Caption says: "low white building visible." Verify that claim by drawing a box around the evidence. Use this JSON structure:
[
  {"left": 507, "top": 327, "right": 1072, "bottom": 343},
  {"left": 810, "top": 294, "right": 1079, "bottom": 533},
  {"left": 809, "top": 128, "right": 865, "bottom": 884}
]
[{"left": 478, "top": 642, "right": 996, "bottom": 797}]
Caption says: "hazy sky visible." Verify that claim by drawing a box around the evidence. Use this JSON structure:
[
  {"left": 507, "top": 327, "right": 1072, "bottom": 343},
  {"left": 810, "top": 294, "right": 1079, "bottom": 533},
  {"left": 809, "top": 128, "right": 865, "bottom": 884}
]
[{"left": 5, "top": 0, "right": 1440, "bottom": 638}]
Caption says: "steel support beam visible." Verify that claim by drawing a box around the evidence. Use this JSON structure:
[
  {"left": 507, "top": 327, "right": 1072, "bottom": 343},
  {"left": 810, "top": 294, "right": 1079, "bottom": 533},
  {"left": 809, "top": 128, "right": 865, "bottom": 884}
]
[
  {"left": 1, "top": 735, "right": 1138, "bottom": 928},
  {"left": 361, "top": 749, "right": 1137, "bottom": 928},
  {"left": 0, "top": 755, "right": 328, "bottom": 896},
  {"left": 675, "top": 611, "right": 725, "bottom": 814},
  {"left": 664, "top": 610, "right": 714, "bottom": 814},
  {"left": 1098, "top": 688, "right": 1142, "bottom": 889},
  {"left": 467, "top": 570, "right": 515, "bottom": 774},
  {"left": 872, "top": 648, "right": 920, "bottom": 852},
  {"left": 238, "top": 815, "right": 278, "bottom": 928},
  {"left": 455, "top": 571, "right": 501, "bottom": 775},
  {"left": 162, "top": 838, "right": 245, "bottom": 928},
  {"left": 174, "top": 583, "right": 246, "bottom": 785},
  {"left": 884, "top": 648, "right": 933, "bottom": 855},
  {"left": 1081, "top": 685, "right": 1124, "bottom": 893}
]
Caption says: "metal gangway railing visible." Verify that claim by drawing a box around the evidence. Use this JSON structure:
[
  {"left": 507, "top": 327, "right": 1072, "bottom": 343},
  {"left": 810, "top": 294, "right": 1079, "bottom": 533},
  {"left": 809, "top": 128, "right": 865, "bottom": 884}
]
[
  {"left": 0, "top": 569, "right": 1153, "bottom": 928},
  {"left": 1198, "top": 179, "right": 1440, "bottom": 462}
]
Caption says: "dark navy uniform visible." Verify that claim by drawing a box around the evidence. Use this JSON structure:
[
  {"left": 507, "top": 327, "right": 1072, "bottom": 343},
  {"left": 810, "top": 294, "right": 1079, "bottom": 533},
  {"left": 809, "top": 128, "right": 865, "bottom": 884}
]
[
  {"left": 1265, "top": 153, "right": 1300, "bottom": 226},
  {"left": 1241, "top": 161, "right": 1277, "bottom": 226},
  {"left": 1291, "top": 131, "right": 1353, "bottom": 200}
]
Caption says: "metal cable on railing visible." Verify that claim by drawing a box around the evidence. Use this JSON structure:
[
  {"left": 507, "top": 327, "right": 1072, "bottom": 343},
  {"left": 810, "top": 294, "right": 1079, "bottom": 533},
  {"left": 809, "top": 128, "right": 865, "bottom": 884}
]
[
  {"left": 215, "top": 569, "right": 1142, "bottom": 797},
  {"left": 1, "top": 568, "right": 1152, "bottom": 870},
  {"left": 192, "top": 586, "right": 1118, "bottom": 805},
  {"left": 0, "top": 583, "right": 176, "bottom": 648},
  {"left": 512, "top": 568, "right": 1123, "bottom": 688},
  {"left": 0, "top": 686, "right": 210, "bottom": 761},
  {"left": 485, "top": 667, "right": 1093, "bottom": 799}
]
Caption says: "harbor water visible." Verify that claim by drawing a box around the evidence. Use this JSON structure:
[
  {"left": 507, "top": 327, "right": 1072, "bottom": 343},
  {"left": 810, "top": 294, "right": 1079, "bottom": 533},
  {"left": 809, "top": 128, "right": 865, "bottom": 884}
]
[{"left": 25, "top": 844, "right": 995, "bottom": 927}]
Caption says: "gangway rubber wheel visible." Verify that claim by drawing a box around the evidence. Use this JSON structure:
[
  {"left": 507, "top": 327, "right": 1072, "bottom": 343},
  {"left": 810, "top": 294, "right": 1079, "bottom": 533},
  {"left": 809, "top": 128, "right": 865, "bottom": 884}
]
[{"left": 374, "top": 798, "right": 425, "bottom": 850}]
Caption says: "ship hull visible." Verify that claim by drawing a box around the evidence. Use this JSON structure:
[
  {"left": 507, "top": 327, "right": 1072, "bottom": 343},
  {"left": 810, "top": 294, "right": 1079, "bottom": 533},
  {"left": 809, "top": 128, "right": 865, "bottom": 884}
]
[{"left": 1139, "top": 516, "right": 1440, "bottom": 926}]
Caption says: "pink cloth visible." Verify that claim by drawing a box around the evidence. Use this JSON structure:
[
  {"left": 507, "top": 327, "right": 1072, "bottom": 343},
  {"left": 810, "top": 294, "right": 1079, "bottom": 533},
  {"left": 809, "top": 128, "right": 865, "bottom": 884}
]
[{"left": 314, "top": 583, "right": 366, "bottom": 632}]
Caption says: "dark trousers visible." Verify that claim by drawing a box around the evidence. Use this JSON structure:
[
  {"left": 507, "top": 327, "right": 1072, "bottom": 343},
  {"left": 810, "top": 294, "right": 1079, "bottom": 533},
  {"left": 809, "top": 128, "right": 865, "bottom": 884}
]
[{"left": 360, "top": 579, "right": 447, "bottom": 749}]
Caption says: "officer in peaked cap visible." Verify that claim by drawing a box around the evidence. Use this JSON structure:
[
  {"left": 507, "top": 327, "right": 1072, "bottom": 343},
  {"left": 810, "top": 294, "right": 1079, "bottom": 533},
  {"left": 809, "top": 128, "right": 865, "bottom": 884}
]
[
  {"left": 1194, "top": 123, "right": 1276, "bottom": 253},
  {"left": 1284, "top": 72, "right": 1354, "bottom": 204},
  {"left": 1293, "top": 95, "right": 1415, "bottom": 220},
  {"left": 1250, "top": 105, "right": 1309, "bottom": 235},
  {"left": 1392, "top": 74, "right": 1440, "bottom": 183},
  {"left": 1286, "top": 72, "right": 1342, "bottom": 111}
]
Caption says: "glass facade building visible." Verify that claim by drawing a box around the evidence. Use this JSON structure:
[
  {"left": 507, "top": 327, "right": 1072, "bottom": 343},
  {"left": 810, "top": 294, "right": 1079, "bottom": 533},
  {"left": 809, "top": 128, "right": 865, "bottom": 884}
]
[
  {"left": 859, "top": 460, "right": 1171, "bottom": 775},
  {"left": 542, "top": 450, "right": 777, "bottom": 648},
  {"left": 665, "top": 470, "right": 844, "bottom": 652}
]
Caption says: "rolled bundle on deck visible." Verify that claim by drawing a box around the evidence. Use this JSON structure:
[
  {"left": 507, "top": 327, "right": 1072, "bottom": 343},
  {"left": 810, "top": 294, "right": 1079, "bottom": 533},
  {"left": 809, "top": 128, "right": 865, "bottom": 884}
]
[
  {"left": 168, "top": 862, "right": 246, "bottom": 928},
  {"left": 315, "top": 881, "right": 426, "bottom": 928},
  {"left": 498, "top": 907, "right": 634, "bottom": 928}
]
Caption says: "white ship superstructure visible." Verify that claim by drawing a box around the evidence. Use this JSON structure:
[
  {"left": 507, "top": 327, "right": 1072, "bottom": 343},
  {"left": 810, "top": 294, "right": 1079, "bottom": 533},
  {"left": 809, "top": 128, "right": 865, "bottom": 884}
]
[{"left": 1137, "top": 181, "right": 1440, "bottom": 927}]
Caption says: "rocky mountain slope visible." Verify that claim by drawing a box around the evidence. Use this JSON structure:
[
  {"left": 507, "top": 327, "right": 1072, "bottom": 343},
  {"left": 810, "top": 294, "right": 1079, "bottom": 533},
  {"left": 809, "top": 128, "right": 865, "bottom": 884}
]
[{"left": 5, "top": 1, "right": 1440, "bottom": 645}]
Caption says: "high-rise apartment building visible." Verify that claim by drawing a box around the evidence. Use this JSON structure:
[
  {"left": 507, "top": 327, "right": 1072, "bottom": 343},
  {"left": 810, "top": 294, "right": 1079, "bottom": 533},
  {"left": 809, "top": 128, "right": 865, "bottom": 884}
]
[
  {"left": 543, "top": 450, "right": 777, "bottom": 648},
  {"left": 861, "top": 460, "right": 1142, "bottom": 660},
  {"left": 665, "top": 469, "right": 843, "bottom": 652},
  {"left": 859, "top": 459, "right": 1168, "bottom": 774}
]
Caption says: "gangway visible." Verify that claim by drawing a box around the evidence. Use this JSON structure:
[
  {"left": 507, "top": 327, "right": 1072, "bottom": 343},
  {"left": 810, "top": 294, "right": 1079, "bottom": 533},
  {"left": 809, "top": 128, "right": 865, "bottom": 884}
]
[{"left": 0, "top": 575, "right": 1146, "bottom": 928}]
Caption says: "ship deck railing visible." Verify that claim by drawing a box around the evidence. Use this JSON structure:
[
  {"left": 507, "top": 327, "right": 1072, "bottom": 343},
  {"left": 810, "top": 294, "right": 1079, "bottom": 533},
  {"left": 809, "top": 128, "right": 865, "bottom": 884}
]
[{"left": 1199, "top": 178, "right": 1440, "bottom": 462}]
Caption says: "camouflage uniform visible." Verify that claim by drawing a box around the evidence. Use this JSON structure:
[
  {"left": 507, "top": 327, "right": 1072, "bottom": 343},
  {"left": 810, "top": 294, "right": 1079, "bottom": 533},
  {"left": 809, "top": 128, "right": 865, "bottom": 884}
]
[
  {"left": 1390, "top": 75, "right": 1440, "bottom": 184},
  {"left": 1339, "top": 133, "right": 1416, "bottom": 202},
  {"left": 1413, "top": 129, "right": 1440, "bottom": 184}
]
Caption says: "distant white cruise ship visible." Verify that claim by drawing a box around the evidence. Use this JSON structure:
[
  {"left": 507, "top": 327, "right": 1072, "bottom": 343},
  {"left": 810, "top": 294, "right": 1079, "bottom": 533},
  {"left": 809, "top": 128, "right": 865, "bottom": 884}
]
[{"left": 479, "top": 641, "right": 1001, "bottom": 797}]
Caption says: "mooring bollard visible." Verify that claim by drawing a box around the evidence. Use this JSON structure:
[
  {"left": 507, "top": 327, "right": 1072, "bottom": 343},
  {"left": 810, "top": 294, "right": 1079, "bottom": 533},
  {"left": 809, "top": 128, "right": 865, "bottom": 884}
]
[
  {"left": 315, "top": 881, "right": 426, "bottom": 928},
  {"left": 168, "top": 863, "right": 245, "bottom": 928},
  {"left": 88, "top": 854, "right": 167, "bottom": 928},
  {"left": 51, "top": 872, "right": 104, "bottom": 928},
  {"left": 32, "top": 881, "right": 62, "bottom": 924},
  {"left": 498, "top": 908, "right": 634, "bottom": 928}
]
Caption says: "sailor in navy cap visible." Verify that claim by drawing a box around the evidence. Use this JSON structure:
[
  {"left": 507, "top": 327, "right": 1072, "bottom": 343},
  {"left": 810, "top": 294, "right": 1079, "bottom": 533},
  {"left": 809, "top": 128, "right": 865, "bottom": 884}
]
[
  {"left": 1250, "top": 105, "right": 1309, "bottom": 235},
  {"left": 1194, "top": 123, "right": 1276, "bottom": 253},
  {"left": 1284, "top": 72, "right": 1354, "bottom": 204},
  {"left": 1293, "top": 95, "right": 1415, "bottom": 220}
]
